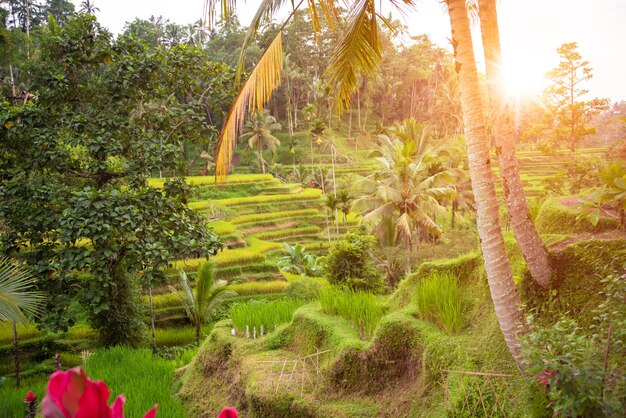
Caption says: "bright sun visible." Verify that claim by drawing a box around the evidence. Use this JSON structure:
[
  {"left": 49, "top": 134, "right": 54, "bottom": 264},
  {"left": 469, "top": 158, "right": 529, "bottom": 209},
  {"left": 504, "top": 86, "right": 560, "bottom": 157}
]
[{"left": 500, "top": 59, "right": 547, "bottom": 100}]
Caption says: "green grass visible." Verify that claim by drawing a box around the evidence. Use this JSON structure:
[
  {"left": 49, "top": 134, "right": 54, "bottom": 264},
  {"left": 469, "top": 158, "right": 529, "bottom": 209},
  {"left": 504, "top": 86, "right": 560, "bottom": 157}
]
[
  {"left": 318, "top": 287, "right": 385, "bottom": 339},
  {"left": 251, "top": 225, "right": 321, "bottom": 240},
  {"left": 148, "top": 173, "right": 277, "bottom": 188},
  {"left": 173, "top": 238, "right": 282, "bottom": 270},
  {"left": 227, "top": 280, "right": 288, "bottom": 296},
  {"left": 230, "top": 298, "right": 307, "bottom": 335},
  {"left": 209, "top": 219, "right": 237, "bottom": 235},
  {"left": 212, "top": 188, "right": 322, "bottom": 208},
  {"left": 230, "top": 209, "right": 320, "bottom": 225},
  {"left": 0, "top": 322, "right": 43, "bottom": 344},
  {"left": 84, "top": 346, "right": 186, "bottom": 417},
  {"left": 155, "top": 325, "right": 212, "bottom": 347},
  {"left": 0, "top": 373, "right": 49, "bottom": 418},
  {"left": 414, "top": 272, "right": 466, "bottom": 333}
]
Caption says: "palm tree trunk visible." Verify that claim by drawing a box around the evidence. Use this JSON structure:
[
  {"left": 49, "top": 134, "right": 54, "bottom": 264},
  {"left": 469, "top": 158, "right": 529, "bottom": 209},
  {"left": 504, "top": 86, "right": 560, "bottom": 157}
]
[
  {"left": 149, "top": 286, "right": 157, "bottom": 353},
  {"left": 447, "top": 0, "right": 526, "bottom": 363},
  {"left": 478, "top": 0, "right": 552, "bottom": 289},
  {"left": 196, "top": 323, "right": 201, "bottom": 343},
  {"left": 12, "top": 322, "right": 20, "bottom": 388}
]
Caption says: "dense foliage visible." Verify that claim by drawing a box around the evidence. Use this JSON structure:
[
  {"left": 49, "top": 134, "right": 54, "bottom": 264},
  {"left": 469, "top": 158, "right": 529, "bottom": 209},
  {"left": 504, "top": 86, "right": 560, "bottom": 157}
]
[{"left": 0, "top": 15, "right": 232, "bottom": 344}]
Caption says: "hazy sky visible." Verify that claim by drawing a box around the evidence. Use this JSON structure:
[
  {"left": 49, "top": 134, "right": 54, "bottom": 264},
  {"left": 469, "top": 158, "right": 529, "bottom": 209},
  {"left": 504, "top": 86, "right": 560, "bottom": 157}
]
[{"left": 72, "top": 0, "right": 626, "bottom": 101}]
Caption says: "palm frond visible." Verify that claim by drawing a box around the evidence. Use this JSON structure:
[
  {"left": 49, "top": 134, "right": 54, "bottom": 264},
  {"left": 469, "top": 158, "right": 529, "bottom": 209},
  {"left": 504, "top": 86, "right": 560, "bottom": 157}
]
[
  {"left": 0, "top": 257, "right": 44, "bottom": 325},
  {"left": 325, "top": 0, "right": 381, "bottom": 113},
  {"left": 204, "top": 0, "right": 238, "bottom": 29},
  {"left": 235, "top": 0, "right": 294, "bottom": 82},
  {"left": 215, "top": 31, "right": 284, "bottom": 179}
]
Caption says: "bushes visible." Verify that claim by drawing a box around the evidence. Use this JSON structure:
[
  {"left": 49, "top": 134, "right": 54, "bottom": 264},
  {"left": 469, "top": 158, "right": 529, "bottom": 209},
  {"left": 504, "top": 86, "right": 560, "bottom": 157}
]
[
  {"left": 84, "top": 347, "right": 187, "bottom": 417},
  {"left": 285, "top": 278, "right": 324, "bottom": 300},
  {"left": 414, "top": 272, "right": 466, "bottom": 333},
  {"left": 318, "top": 287, "right": 385, "bottom": 339},
  {"left": 230, "top": 298, "right": 307, "bottom": 335},
  {"left": 321, "top": 228, "right": 384, "bottom": 293}
]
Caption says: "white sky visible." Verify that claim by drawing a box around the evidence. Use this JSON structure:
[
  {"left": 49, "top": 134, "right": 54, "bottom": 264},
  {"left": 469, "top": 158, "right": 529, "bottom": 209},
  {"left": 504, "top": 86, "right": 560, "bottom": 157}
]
[{"left": 72, "top": 0, "right": 626, "bottom": 101}]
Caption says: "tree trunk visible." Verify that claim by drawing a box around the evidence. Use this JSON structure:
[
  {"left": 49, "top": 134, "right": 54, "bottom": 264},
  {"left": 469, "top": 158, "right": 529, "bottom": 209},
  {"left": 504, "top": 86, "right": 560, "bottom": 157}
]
[
  {"left": 13, "top": 322, "right": 20, "bottom": 388},
  {"left": 447, "top": 0, "right": 526, "bottom": 363},
  {"left": 149, "top": 286, "right": 157, "bottom": 353},
  {"left": 195, "top": 323, "right": 201, "bottom": 343},
  {"left": 478, "top": 0, "right": 552, "bottom": 289}
]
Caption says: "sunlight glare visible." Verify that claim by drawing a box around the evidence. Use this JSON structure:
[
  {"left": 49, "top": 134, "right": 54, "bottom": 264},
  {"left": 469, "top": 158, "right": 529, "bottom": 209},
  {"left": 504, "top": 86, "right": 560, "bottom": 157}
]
[{"left": 500, "top": 59, "right": 547, "bottom": 101}]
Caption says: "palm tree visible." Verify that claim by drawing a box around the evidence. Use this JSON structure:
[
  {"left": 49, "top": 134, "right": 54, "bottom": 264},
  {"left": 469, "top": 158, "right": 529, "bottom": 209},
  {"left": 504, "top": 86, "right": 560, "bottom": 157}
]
[
  {"left": 79, "top": 1, "right": 99, "bottom": 14},
  {"left": 446, "top": 0, "right": 526, "bottom": 362},
  {"left": 337, "top": 189, "right": 353, "bottom": 223},
  {"left": 171, "top": 262, "right": 236, "bottom": 342},
  {"left": 477, "top": 0, "right": 552, "bottom": 289},
  {"left": 0, "top": 256, "right": 44, "bottom": 388},
  {"left": 240, "top": 109, "right": 281, "bottom": 174},
  {"left": 353, "top": 119, "right": 456, "bottom": 249}
]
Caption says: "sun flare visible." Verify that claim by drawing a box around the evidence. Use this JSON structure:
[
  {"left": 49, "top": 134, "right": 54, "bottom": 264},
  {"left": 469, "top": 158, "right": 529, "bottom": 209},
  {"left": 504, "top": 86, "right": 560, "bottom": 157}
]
[{"left": 500, "top": 59, "right": 548, "bottom": 100}]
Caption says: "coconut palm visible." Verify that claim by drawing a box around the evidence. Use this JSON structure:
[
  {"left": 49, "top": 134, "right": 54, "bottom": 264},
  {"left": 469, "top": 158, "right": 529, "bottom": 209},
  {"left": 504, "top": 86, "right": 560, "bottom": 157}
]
[
  {"left": 353, "top": 119, "right": 456, "bottom": 249},
  {"left": 240, "top": 109, "right": 281, "bottom": 174},
  {"left": 477, "top": 0, "right": 552, "bottom": 289},
  {"left": 445, "top": 0, "right": 526, "bottom": 362},
  {"left": 171, "top": 262, "right": 236, "bottom": 342},
  {"left": 79, "top": 1, "right": 99, "bottom": 14},
  {"left": 0, "top": 256, "right": 44, "bottom": 388}
]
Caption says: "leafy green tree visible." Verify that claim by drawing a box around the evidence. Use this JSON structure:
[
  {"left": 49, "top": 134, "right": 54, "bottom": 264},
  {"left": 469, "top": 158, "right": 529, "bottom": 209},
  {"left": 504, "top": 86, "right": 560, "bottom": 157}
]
[
  {"left": 545, "top": 43, "right": 609, "bottom": 156},
  {"left": 0, "top": 15, "right": 226, "bottom": 345},
  {"left": 172, "top": 263, "right": 236, "bottom": 342},
  {"left": 321, "top": 227, "right": 384, "bottom": 293},
  {"left": 241, "top": 109, "right": 281, "bottom": 174}
]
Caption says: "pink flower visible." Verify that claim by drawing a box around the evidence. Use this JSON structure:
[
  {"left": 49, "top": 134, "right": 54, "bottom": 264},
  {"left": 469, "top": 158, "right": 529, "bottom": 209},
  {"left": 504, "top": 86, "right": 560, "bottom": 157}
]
[
  {"left": 23, "top": 391, "right": 37, "bottom": 403},
  {"left": 41, "top": 367, "right": 157, "bottom": 418},
  {"left": 218, "top": 407, "right": 238, "bottom": 418}
]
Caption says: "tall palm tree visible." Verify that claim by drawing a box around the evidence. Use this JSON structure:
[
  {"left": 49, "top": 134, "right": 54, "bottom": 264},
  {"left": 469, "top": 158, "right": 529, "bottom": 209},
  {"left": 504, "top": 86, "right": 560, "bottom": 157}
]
[
  {"left": 353, "top": 119, "right": 456, "bottom": 249},
  {"left": 477, "top": 0, "right": 552, "bottom": 289},
  {"left": 171, "top": 262, "right": 236, "bottom": 342},
  {"left": 446, "top": 0, "right": 526, "bottom": 362},
  {"left": 240, "top": 109, "right": 281, "bottom": 174}
]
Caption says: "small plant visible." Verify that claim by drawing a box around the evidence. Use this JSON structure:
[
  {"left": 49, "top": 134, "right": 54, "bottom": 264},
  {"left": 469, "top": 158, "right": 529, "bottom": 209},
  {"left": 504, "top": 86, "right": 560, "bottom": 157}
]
[
  {"left": 413, "top": 272, "right": 465, "bottom": 333},
  {"left": 277, "top": 243, "right": 321, "bottom": 276},
  {"left": 230, "top": 298, "right": 306, "bottom": 336},
  {"left": 170, "top": 262, "right": 236, "bottom": 342},
  {"left": 318, "top": 287, "right": 384, "bottom": 339}
]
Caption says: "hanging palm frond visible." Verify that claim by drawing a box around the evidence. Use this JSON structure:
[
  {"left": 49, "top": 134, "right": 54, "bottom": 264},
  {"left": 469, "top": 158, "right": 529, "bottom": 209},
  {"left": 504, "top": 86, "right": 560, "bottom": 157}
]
[
  {"left": 215, "top": 31, "right": 284, "bottom": 179},
  {"left": 0, "top": 256, "right": 44, "bottom": 325},
  {"left": 324, "top": 0, "right": 381, "bottom": 113}
]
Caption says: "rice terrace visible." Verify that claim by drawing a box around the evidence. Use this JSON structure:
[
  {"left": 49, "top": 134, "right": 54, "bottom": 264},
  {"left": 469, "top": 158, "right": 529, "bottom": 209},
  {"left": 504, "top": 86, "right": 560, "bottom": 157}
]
[{"left": 0, "top": 0, "right": 625, "bottom": 417}]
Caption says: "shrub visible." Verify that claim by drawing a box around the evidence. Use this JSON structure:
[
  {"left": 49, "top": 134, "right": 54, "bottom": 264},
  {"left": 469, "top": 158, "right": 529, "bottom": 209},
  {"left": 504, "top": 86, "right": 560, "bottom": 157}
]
[
  {"left": 277, "top": 243, "right": 321, "bottom": 277},
  {"left": 521, "top": 274, "right": 626, "bottom": 417},
  {"left": 320, "top": 227, "right": 384, "bottom": 293},
  {"left": 413, "top": 272, "right": 466, "bottom": 333},
  {"left": 318, "top": 287, "right": 385, "bottom": 339},
  {"left": 230, "top": 298, "right": 306, "bottom": 335}
]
